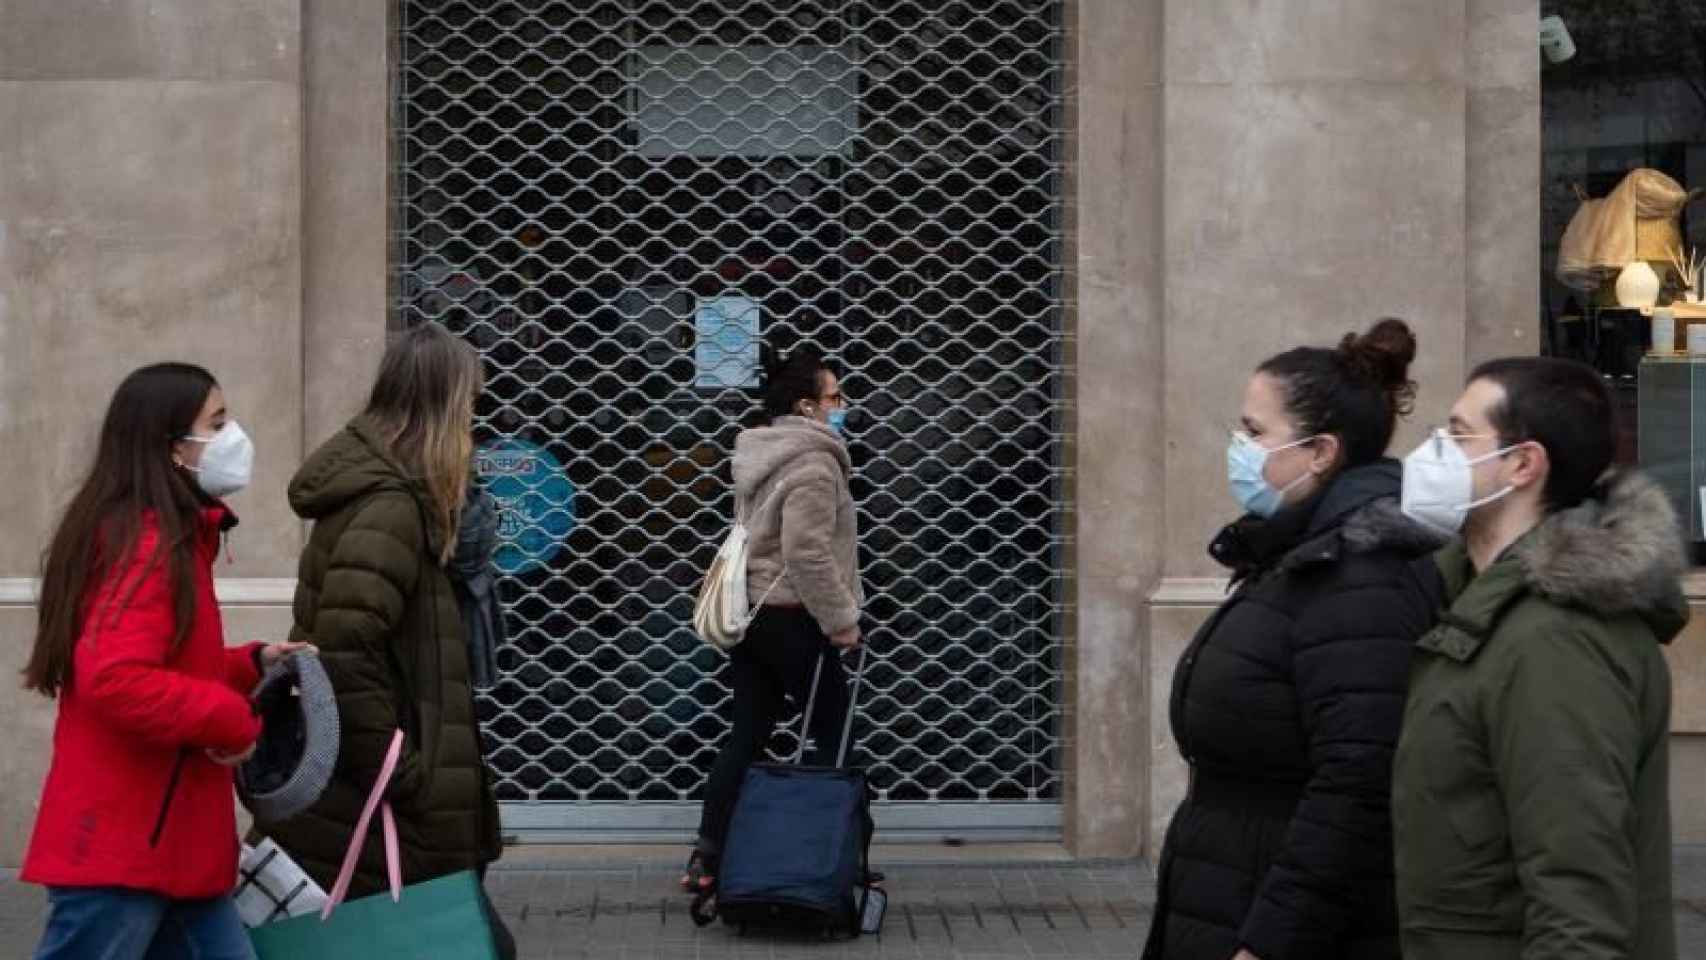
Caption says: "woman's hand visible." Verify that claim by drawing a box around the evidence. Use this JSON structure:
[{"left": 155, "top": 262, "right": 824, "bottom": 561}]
[
  {"left": 829, "top": 626, "right": 862, "bottom": 649},
  {"left": 207, "top": 742, "right": 256, "bottom": 766},
  {"left": 259, "top": 640, "right": 317, "bottom": 669}
]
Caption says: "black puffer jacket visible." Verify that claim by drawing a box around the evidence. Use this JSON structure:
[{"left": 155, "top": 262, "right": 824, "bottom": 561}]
[{"left": 1142, "top": 462, "right": 1444, "bottom": 960}]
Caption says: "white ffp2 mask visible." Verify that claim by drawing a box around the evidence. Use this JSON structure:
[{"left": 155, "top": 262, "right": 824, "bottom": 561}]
[
  {"left": 181, "top": 421, "right": 255, "bottom": 499},
  {"left": 1399, "top": 429, "right": 1515, "bottom": 536}
]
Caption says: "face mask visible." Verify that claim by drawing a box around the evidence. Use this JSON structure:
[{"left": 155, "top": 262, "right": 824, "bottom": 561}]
[
  {"left": 826, "top": 408, "right": 848, "bottom": 437},
  {"left": 1400, "top": 429, "right": 1516, "bottom": 536},
  {"left": 1226, "top": 431, "right": 1314, "bottom": 519},
  {"left": 181, "top": 421, "right": 255, "bottom": 499}
]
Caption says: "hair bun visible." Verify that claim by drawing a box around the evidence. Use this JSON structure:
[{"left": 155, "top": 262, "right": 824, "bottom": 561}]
[{"left": 1337, "top": 317, "right": 1417, "bottom": 416}]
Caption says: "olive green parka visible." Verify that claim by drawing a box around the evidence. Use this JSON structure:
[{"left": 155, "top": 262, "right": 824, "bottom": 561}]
[
  {"left": 1394, "top": 469, "right": 1687, "bottom": 960},
  {"left": 257, "top": 416, "right": 501, "bottom": 897}
]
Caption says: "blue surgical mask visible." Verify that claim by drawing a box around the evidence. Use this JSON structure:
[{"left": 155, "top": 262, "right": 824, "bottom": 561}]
[
  {"left": 826, "top": 408, "right": 849, "bottom": 436},
  {"left": 1226, "top": 431, "right": 1314, "bottom": 518}
]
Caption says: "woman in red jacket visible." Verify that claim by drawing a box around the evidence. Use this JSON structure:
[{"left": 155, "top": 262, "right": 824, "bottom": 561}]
[{"left": 20, "top": 363, "right": 303, "bottom": 960}]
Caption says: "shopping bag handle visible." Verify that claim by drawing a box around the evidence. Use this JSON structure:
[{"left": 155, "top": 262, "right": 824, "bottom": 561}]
[{"left": 321, "top": 728, "right": 404, "bottom": 919}]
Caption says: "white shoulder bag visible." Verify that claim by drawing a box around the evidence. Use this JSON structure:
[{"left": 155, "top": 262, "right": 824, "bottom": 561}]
[{"left": 694, "top": 486, "right": 787, "bottom": 651}]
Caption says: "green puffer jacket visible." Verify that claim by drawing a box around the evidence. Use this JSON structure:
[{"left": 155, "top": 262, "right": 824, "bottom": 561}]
[
  {"left": 257, "top": 416, "right": 501, "bottom": 897},
  {"left": 1393, "top": 469, "right": 1687, "bottom": 960}
]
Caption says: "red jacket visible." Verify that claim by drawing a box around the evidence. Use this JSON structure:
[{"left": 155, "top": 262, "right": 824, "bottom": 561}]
[{"left": 22, "top": 506, "right": 263, "bottom": 898}]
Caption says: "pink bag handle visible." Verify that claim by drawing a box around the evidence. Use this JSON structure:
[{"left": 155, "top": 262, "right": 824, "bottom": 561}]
[{"left": 322, "top": 729, "right": 405, "bottom": 919}]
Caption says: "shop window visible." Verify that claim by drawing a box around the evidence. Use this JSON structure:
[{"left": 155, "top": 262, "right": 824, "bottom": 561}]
[{"left": 1541, "top": 3, "right": 1706, "bottom": 559}]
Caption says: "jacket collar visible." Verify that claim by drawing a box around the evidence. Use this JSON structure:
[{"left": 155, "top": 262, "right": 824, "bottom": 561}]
[
  {"left": 194, "top": 503, "right": 238, "bottom": 564},
  {"left": 1418, "top": 469, "right": 1690, "bottom": 662},
  {"left": 1417, "top": 539, "right": 1526, "bottom": 662},
  {"left": 1211, "top": 460, "right": 1440, "bottom": 581}
]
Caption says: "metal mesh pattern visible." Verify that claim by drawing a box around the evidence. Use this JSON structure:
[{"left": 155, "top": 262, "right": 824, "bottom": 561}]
[{"left": 396, "top": 0, "right": 1067, "bottom": 821}]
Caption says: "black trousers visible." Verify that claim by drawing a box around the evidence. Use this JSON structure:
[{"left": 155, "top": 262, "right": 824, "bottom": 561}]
[{"left": 696, "top": 604, "right": 850, "bottom": 853}]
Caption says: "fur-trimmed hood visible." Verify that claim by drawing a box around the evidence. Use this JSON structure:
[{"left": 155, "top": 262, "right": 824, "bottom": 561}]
[{"left": 1515, "top": 469, "right": 1689, "bottom": 637}]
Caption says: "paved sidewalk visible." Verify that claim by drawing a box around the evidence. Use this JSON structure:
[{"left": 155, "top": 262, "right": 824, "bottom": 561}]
[
  {"left": 3, "top": 848, "right": 1706, "bottom": 958},
  {"left": 488, "top": 857, "right": 1148, "bottom": 959}
]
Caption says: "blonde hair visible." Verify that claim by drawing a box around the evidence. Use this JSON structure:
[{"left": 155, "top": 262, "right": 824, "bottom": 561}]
[{"left": 365, "top": 324, "right": 483, "bottom": 564}]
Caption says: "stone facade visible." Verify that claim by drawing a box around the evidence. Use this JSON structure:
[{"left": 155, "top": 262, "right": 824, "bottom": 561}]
[
  {"left": 0, "top": 0, "right": 305, "bottom": 863},
  {"left": 0, "top": 0, "right": 1698, "bottom": 866}
]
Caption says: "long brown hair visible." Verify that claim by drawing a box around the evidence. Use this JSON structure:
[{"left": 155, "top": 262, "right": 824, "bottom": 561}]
[
  {"left": 24, "top": 364, "right": 217, "bottom": 697},
  {"left": 366, "top": 324, "right": 483, "bottom": 565}
]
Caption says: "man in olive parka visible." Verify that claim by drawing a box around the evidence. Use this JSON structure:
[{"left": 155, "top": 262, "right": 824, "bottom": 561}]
[{"left": 1393, "top": 357, "right": 1686, "bottom": 960}]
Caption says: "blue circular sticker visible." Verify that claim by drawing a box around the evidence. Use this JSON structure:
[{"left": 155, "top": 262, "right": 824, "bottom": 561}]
[{"left": 474, "top": 438, "right": 575, "bottom": 576}]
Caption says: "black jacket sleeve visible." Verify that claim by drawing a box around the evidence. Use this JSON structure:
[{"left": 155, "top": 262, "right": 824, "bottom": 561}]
[{"left": 1237, "top": 568, "right": 1428, "bottom": 960}]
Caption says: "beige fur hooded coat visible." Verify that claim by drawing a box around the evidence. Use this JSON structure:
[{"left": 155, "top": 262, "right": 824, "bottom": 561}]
[{"left": 732, "top": 415, "right": 864, "bottom": 636}]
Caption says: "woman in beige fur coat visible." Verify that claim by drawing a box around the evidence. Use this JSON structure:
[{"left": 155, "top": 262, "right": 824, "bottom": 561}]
[{"left": 683, "top": 347, "right": 865, "bottom": 892}]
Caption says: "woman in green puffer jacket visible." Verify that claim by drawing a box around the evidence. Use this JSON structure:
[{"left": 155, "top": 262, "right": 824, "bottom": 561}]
[{"left": 256, "top": 325, "right": 512, "bottom": 956}]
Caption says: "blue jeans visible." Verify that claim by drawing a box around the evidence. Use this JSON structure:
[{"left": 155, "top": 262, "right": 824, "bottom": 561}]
[{"left": 34, "top": 887, "right": 255, "bottom": 960}]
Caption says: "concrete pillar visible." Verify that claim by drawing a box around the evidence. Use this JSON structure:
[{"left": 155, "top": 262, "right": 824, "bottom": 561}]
[
  {"left": 1063, "top": 0, "right": 1164, "bottom": 857},
  {"left": 302, "top": 0, "right": 392, "bottom": 448}
]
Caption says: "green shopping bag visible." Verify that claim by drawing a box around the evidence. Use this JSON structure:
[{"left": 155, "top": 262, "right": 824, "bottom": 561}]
[
  {"left": 249, "top": 730, "right": 499, "bottom": 959},
  {"left": 249, "top": 870, "right": 496, "bottom": 958}
]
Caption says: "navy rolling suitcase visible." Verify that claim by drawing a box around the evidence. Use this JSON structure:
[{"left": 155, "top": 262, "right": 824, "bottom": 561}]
[{"left": 692, "top": 647, "right": 884, "bottom": 938}]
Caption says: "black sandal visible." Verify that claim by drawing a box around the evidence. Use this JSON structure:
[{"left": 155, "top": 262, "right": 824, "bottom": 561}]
[{"left": 680, "top": 848, "right": 718, "bottom": 894}]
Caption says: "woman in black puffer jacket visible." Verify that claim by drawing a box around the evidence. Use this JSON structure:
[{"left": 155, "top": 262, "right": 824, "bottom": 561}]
[{"left": 1142, "top": 319, "right": 1445, "bottom": 960}]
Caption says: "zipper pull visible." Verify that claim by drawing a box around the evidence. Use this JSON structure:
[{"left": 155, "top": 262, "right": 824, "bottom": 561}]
[{"left": 150, "top": 748, "right": 190, "bottom": 848}]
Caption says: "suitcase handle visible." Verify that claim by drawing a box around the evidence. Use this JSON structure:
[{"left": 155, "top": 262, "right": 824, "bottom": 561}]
[{"left": 792, "top": 645, "right": 868, "bottom": 768}]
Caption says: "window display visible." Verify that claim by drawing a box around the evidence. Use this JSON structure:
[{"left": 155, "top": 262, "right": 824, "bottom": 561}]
[{"left": 1542, "top": 2, "right": 1706, "bottom": 551}]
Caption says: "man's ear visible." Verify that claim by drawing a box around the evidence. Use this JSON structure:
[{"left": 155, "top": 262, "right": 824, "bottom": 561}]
[{"left": 1507, "top": 440, "right": 1550, "bottom": 492}]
